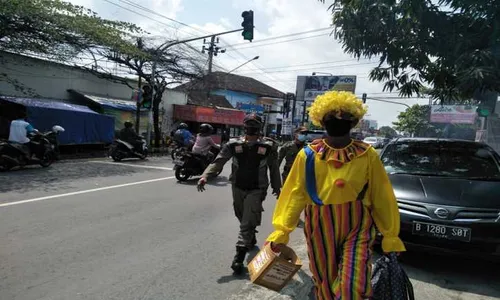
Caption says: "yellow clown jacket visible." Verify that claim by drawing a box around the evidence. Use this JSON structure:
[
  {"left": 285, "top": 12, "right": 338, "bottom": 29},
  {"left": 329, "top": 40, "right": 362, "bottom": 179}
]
[{"left": 266, "top": 139, "right": 406, "bottom": 253}]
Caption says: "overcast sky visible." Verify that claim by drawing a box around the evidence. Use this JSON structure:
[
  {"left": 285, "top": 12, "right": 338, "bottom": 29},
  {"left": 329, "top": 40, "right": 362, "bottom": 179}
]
[{"left": 69, "top": 0, "right": 429, "bottom": 127}]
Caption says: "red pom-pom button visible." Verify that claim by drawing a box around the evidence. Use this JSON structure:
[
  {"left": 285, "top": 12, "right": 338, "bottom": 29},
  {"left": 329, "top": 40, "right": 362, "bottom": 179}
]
[
  {"left": 332, "top": 161, "right": 343, "bottom": 169},
  {"left": 334, "top": 179, "right": 345, "bottom": 188}
]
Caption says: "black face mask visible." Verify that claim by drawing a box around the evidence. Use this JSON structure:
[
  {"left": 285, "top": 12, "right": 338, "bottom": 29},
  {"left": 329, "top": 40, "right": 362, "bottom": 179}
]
[
  {"left": 244, "top": 127, "right": 260, "bottom": 136},
  {"left": 323, "top": 118, "right": 352, "bottom": 137}
]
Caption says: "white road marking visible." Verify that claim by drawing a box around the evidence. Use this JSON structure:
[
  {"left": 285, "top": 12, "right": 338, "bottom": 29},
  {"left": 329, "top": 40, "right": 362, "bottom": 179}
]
[
  {"left": 0, "top": 176, "right": 175, "bottom": 208},
  {"left": 89, "top": 161, "right": 173, "bottom": 170}
]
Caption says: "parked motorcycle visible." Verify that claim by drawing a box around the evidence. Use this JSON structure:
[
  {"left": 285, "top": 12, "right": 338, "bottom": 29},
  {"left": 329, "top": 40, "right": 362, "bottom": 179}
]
[
  {"left": 0, "top": 125, "right": 64, "bottom": 171},
  {"left": 109, "top": 138, "right": 148, "bottom": 161},
  {"left": 174, "top": 146, "right": 221, "bottom": 181}
]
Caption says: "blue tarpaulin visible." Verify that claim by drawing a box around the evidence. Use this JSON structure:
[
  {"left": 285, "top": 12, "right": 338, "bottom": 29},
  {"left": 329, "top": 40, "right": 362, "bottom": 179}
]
[{"left": 0, "top": 96, "right": 115, "bottom": 145}]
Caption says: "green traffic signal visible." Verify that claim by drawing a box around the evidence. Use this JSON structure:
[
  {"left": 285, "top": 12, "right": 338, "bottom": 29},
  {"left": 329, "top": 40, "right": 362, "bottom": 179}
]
[
  {"left": 242, "top": 31, "right": 253, "bottom": 41},
  {"left": 241, "top": 10, "right": 254, "bottom": 42}
]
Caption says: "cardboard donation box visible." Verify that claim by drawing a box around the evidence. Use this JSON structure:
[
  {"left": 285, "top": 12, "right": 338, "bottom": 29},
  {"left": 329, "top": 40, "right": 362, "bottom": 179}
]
[{"left": 248, "top": 243, "right": 302, "bottom": 292}]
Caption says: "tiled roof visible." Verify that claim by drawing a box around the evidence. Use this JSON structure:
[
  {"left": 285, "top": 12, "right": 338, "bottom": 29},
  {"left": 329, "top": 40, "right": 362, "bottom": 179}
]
[
  {"left": 186, "top": 91, "right": 233, "bottom": 108},
  {"left": 175, "top": 72, "right": 285, "bottom": 98}
]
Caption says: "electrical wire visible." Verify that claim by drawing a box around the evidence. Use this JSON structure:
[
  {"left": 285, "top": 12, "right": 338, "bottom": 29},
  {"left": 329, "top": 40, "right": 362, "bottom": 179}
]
[
  {"left": 225, "top": 27, "right": 333, "bottom": 47},
  {"left": 230, "top": 33, "right": 331, "bottom": 50},
  {"left": 236, "top": 61, "right": 378, "bottom": 75}
]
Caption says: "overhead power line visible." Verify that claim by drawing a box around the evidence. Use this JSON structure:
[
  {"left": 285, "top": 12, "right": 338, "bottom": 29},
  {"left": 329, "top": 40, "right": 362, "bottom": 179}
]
[
  {"left": 236, "top": 61, "right": 379, "bottom": 75},
  {"left": 225, "top": 27, "right": 333, "bottom": 47},
  {"left": 230, "top": 33, "right": 331, "bottom": 50}
]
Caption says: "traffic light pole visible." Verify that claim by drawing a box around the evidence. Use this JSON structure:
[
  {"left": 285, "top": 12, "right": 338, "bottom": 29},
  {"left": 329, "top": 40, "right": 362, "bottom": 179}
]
[{"left": 145, "top": 28, "right": 244, "bottom": 147}]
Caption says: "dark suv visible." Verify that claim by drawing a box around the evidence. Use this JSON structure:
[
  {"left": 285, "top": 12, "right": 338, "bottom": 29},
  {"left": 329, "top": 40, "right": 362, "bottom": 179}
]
[{"left": 380, "top": 138, "right": 500, "bottom": 260}]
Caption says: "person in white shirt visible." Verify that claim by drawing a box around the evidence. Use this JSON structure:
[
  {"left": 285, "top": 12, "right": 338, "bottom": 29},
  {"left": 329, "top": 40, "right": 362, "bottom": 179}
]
[{"left": 8, "top": 114, "right": 37, "bottom": 157}]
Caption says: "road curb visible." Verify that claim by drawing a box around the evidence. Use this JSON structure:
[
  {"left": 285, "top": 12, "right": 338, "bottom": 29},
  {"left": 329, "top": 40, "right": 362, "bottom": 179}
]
[{"left": 226, "top": 242, "right": 314, "bottom": 300}]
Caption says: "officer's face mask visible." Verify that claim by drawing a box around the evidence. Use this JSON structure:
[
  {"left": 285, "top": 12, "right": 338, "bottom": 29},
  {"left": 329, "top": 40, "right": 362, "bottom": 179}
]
[
  {"left": 322, "top": 116, "right": 353, "bottom": 137},
  {"left": 297, "top": 134, "right": 307, "bottom": 142},
  {"left": 244, "top": 126, "right": 260, "bottom": 136}
]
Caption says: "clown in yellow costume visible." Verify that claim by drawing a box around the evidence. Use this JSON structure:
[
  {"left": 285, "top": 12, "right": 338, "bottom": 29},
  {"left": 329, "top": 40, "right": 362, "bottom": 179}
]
[{"left": 265, "top": 91, "right": 405, "bottom": 300}]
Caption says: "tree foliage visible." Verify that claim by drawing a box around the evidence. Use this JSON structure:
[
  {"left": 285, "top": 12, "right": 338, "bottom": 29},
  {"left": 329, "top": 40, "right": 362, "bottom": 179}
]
[
  {"left": 0, "top": 0, "right": 143, "bottom": 60},
  {"left": 392, "top": 104, "right": 438, "bottom": 136},
  {"left": 378, "top": 126, "right": 397, "bottom": 138},
  {"left": 96, "top": 38, "right": 205, "bottom": 146},
  {"left": 319, "top": 0, "right": 500, "bottom": 103}
]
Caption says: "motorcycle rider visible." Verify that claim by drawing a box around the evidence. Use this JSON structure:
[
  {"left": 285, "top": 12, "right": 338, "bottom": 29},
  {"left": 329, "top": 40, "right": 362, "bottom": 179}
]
[
  {"left": 174, "top": 123, "right": 194, "bottom": 149},
  {"left": 8, "top": 112, "right": 38, "bottom": 159},
  {"left": 197, "top": 113, "right": 281, "bottom": 274},
  {"left": 119, "top": 121, "right": 144, "bottom": 155},
  {"left": 192, "top": 123, "right": 219, "bottom": 165}
]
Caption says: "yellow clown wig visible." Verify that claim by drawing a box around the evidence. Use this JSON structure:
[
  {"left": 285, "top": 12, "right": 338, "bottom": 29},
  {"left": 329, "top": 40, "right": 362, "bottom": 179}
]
[{"left": 308, "top": 91, "right": 368, "bottom": 127}]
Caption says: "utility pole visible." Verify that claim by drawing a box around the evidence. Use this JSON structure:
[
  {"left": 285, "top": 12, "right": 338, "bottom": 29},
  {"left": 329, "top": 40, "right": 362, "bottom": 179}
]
[
  {"left": 202, "top": 36, "right": 226, "bottom": 73},
  {"left": 135, "top": 77, "right": 142, "bottom": 133}
]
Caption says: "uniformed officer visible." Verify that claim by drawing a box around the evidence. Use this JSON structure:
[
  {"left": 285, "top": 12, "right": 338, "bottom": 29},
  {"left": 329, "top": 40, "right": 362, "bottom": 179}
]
[
  {"left": 278, "top": 126, "right": 308, "bottom": 183},
  {"left": 197, "top": 114, "right": 282, "bottom": 274}
]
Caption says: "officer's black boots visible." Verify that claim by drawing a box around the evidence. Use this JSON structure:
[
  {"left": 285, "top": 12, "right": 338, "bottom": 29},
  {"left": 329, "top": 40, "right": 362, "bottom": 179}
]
[{"left": 231, "top": 246, "right": 248, "bottom": 274}]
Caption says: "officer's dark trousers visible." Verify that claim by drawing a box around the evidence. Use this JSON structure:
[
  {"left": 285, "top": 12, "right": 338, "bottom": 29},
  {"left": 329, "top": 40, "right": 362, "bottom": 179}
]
[{"left": 232, "top": 186, "right": 265, "bottom": 249}]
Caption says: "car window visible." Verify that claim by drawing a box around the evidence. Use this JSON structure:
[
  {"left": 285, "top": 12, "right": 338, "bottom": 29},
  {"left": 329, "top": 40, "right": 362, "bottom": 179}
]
[{"left": 381, "top": 142, "right": 500, "bottom": 178}]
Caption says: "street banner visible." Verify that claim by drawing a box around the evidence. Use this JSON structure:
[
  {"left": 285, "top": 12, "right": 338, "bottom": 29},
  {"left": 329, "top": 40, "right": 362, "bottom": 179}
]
[{"left": 430, "top": 105, "right": 477, "bottom": 124}]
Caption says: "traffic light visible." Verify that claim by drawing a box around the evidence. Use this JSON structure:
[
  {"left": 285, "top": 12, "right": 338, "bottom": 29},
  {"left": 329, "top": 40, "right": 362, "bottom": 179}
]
[
  {"left": 241, "top": 10, "right": 254, "bottom": 42},
  {"left": 284, "top": 93, "right": 294, "bottom": 116},
  {"left": 141, "top": 85, "right": 152, "bottom": 109},
  {"left": 362, "top": 93, "right": 367, "bottom": 104}
]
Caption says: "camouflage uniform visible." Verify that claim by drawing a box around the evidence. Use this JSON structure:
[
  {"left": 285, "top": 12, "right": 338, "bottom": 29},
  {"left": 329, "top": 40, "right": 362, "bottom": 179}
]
[
  {"left": 201, "top": 137, "right": 281, "bottom": 249},
  {"left": 278, "top": 141, "right": 306, "bottom": 183}
]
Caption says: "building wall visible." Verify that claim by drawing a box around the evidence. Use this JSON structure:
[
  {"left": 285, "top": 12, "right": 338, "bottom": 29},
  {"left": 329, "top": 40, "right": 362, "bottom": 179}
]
[
  {"left": 0, "top": 51, "right": 136, "bottom": 101},
  {"left": 160, "top": 90, "right": 188, "bottom": 135}
]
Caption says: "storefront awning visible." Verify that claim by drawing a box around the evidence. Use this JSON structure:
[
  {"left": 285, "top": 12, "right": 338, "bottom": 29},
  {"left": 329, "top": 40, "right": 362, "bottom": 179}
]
[
  {"left": 68, "top": 90, "right": 141, "bottom": 112},
  {"left": 173, "top": 105, "right": 245, "bottom": 126}
]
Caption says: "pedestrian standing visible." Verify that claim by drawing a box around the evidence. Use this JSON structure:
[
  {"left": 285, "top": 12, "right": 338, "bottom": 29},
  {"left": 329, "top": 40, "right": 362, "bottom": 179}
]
[
  {"left": 197, "top": 113, "right": 281, "bottom": 274},
  {"left": 265, "top": 91, "right": 405, "bottom": 300}
]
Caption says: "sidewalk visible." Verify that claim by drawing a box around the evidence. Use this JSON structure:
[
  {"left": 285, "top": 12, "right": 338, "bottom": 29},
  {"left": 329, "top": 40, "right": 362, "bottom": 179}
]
[
  {"left": 227, "top": 237, "right": 499, "bottom": 300},
  {"left": 226, "top": 241, "right": 314, "bottom": 300}
]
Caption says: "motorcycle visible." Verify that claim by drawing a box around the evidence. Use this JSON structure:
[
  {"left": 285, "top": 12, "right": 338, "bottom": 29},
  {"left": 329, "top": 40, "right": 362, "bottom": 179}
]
[
  {"left": 174, "top": 146, "right": 221, "bottom": 181},
  {"left": 109, "top": 138, "right": 148, "bottom": 162},
  {"left": 0, "top": 125, "right": 64, "bottom": 171},
  {"left": 170, "top": 141, "right": 193, "bottom": 160}
]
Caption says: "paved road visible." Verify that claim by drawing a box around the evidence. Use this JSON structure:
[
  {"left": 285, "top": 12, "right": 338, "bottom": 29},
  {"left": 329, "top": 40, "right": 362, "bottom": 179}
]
[{"left": 1, "top": 157, "right": 499, "bottom": 300}]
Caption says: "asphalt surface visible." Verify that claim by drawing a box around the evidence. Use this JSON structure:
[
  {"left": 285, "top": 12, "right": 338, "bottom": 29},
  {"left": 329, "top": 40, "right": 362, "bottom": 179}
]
[{"left": 1, "top": 157, "right": 499, "bottom": 300}]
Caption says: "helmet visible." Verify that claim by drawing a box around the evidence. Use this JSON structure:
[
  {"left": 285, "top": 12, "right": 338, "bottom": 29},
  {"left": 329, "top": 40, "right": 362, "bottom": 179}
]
[
  {"left": 124, "top": 121, "right": 133, "bottom": 128},
  {"left": 199, "top": 123, "right": 213, "bottom": 134},
  {"left": 178, "top": 123, "right": 188, "bottom": 130},
  {"left": 243, "top": 113, "right": 263, "bottom": 128}
]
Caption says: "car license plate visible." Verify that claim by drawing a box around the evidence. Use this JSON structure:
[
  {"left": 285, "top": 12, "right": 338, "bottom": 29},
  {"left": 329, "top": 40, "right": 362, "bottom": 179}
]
[{"left": 412, "top": 221, "right": 471, "bottom": 242}]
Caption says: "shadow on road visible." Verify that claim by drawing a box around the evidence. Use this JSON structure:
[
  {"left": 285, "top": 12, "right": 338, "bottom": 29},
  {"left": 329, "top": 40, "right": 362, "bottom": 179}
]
[{"left": 400, "top": 251, "right": 500, "bottom": 298}]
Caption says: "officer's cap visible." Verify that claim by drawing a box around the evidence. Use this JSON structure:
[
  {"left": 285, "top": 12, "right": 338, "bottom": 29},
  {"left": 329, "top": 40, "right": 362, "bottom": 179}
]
[{"left": 243, "top": 113, "right": 262, "bottom": 125}]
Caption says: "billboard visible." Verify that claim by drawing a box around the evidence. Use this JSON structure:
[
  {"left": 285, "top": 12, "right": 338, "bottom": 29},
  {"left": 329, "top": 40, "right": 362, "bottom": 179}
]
[
  {"left": 299, "top": 75, "right": 357, "bottom": 101},
  {"left": 430, "top": 105, "right": 477, "bottom": 124},
  {"left": 293, "top": 75, "right": 357, "bottom": 126}
]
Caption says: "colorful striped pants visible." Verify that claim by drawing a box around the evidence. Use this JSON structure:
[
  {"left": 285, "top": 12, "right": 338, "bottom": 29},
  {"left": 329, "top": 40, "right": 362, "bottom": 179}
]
[{"left": 304, "top": 201, "right": 376, "bottom": 300}]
